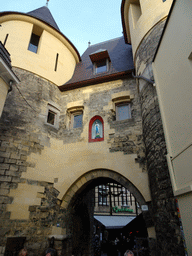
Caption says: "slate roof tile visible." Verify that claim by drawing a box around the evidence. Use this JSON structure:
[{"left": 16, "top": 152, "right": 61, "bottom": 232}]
[
  {"left": 27, "top": 6, "right": 60, "bottom": 31},
  {"left": 60, "top": 37, "right": 134, "bottom": 90}
]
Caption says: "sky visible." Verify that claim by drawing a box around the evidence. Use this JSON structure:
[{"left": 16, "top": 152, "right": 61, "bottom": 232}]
[{"left": 1, "top": 0, "right": 124, "bottom": 56}]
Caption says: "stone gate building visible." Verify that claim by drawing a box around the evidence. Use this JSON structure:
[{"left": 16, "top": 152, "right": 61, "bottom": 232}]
[{"left": 0, "top": 1, "right": 186, "bottom": 256}]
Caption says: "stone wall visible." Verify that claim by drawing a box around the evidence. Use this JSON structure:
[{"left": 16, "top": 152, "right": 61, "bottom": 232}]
[
  {"left": 0, "top": 67, "right": 147, "bottom": 255},
  {"left": 135, "top": 20, "right": 185, "bottom": 255}
]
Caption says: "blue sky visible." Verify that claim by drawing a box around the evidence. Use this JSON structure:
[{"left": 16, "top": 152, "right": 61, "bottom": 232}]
[{"left": 1, "top": 0, "right": 123, "bottom": 55}]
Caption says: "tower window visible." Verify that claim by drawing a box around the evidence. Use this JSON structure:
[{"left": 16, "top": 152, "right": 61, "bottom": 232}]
[
  {"left": 28, "top": 25, "right": 43, "bottom": 54},
  {"left": 55, "top": 53, "right": 59, "bottom": 71},
  {"left": 28, "top": 33, "right": 40, "bottom": 53},
  {"left": 46, "top": 103, "right": 60, "bottom": 129},
  {"left": 47, "top": 110, "right": 56, "bottom": 125},
  {"left": 4, "top": 34, "right": 9, "bottom": 46}
]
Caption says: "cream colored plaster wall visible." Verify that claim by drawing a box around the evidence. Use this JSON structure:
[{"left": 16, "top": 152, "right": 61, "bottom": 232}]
[
  {"left": 0, "top": 78, "right": 9, "bottom": 117},
  {"left": 153, "top": 1, "right": 192, "bottom": 252},
  {"left": 125, "top": 0, "right": 172, "bottom": 59},
  {"left": 21, "top": 92, "right": 151, "bottom": 203},
  {"left": 23, "top": 138, "right": 150, "bottom": 202},
  {"left": 152, "top": 0, "right": 192, "bottom": 192},
  {"left": 6, "top": 78, "right": 150, "bottom": 220},
  {"left": 0, "top": 18, "right": 77, "bottom": 86}
]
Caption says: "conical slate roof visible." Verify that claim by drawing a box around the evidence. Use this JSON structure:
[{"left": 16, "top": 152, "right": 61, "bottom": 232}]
[{"left": 27, "top": 6, "right": 60, "bottom": 31}]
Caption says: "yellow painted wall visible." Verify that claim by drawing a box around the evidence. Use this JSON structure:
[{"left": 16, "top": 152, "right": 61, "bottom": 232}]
[
  {"left": 123, "top": 0, "right": 173, "bottom": 59},
  {"left": 152, "top": 0, "right": 192, "bottom": 253},
  {"left": 6, "top": 78, "right": 151, "bottom": 221},
  {"left": 23, "top": 138, "right": 150, "bottom": 202},
  {"left": 0, "top": 78, "right": 9, "bottom": 117},
  {"left": 152, "top": 0, "right": 192, "bottom": 191},
  {"left": 0, "top": 15, "right": 79, "bottom": 86}
]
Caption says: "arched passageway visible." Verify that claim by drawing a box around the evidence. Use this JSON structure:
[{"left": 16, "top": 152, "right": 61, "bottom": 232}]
[{"left": 61, "top": 169, "right": 151, "bottom": 256}]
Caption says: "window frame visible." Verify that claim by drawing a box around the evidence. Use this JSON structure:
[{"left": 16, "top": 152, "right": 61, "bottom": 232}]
[
  {"left": 71, "top": 111, "right": 83, "bottom": 129},
  {"left": 28, "top": 25, "right": 43, "bottom": 54},
  {"left": 45, "top": 103, "right": 60, "bottom": 129},
  {"left": 28, "top": 33, "right": 40, "bottom": 53},
  {"left": 94, "top": 59, "right": 109, "bottom": 75},
  {"left": 116, "top": 102, "right": 132, "bottom": 121}
]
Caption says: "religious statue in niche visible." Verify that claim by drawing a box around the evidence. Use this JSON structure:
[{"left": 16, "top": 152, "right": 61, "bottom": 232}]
[{"left": 92, "top": 119, "right": 103, "bottom": 139}]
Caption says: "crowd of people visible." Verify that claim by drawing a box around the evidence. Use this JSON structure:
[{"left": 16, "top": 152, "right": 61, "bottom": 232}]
[{"left": 93, "top": 233, "right": 136, "bottom": 256}]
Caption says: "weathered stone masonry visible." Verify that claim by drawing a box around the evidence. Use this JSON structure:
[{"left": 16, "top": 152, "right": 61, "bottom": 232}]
[
  {"left": 135, "top": 20, "right": 185, "bottom": 255},
  {"left": 0, "top": 68, "right": 65, "bottom": 255},
  {"left": 0, "top": 66, "right": 146, "bottom": 255}
]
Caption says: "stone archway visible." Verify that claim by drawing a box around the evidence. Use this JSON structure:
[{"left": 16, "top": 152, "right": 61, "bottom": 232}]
[
  {"left": 60, "top": 169, "right": 152, "bottom": 256},
  {"left": 61, "top": 169, "right": 147, "bottom": 209}
]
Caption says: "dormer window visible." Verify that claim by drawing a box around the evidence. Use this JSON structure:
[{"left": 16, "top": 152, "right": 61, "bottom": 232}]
[
  {"left": 95, "top": 60, "right": 107, "bottom": 74},
  {"left": 89, "top": 49, "right": 111, "bottom": 75}
]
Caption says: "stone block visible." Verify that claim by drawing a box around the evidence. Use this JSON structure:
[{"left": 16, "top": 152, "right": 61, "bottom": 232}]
[
  {"left": 9, "top": 165, "right": 19, "bottom": 171},
  {"left": 0, "top": 189, "right": 9, "bottom": 196},
  {"left": 0, "top": 204, "right": 7, "bottom": 210},
  {"left": 0, "top": 158, "right": 4, "bottom": 163},
  {"left": 5, "top": 170, "right": 20, "bottom": 177},
  {"left": 0, "top": 152, "right": 10, "bottom": 158},
  {"left": 4, "top": 158, "right": 17, "bottom": 164},
  {"left": 0, "top": 164, "right": 10, "bottom": 170},
  {"left": 19, "top": 166, "right": 27, "bottom": 172},
  {"left": 0, "top": 170, "right": 5, "bottom": 175},
  {"left": 1, "top": 141, "right": 9, "bottom": 147},
  {"left": 20, "top": 155, "right": 27, "bottom": 161},
  {"left": 0, "top": 176, "right": 11, "bottom": 182},
  {"left": 29, "top": 206, "right": 38, "bottom": 212},
  {"left": 11, "top": 177, "right": 21, "bottom": 183},
  {"left": 10, "top": 153, "right": 21, "bottom": 160},
  {"left": 16, "top": 160, "right": 27, "bottom": 166}
]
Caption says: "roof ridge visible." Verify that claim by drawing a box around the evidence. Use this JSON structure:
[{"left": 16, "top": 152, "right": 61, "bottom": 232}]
[{"left": 89, "top": 36, "right": 123, "bottom": 48}]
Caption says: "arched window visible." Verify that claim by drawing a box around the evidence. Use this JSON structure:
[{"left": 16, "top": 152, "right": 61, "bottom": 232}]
[{"left": 89, "top": 116, "right": 104, "bottom": 142}]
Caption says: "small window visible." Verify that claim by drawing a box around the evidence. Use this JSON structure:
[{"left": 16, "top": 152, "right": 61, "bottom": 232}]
[
  {"left": 73, "top": 113, "right": 83, "bottom": 128},
  {"left": 47, "top": 110, "right": 56, "bottom": 125},
  {"left": 67, "top": 103, "right": 84, "bottom": 129},
  {"left": 28, "top": 33, "right": 40, "bottom": 53},
  {"left": 95, "top": 60, "right": 107, "bottom": 74},
  {"left": 55, "top": 53, "right": 59, "bottom": 71},
  {"left": 162, "top": 0, "right": 166, "bottom": 2},
  {"left": 28, "top": 25, "right": 43, "bottom": 54},
  {"left": 116, "top": 103, "right": 131, "bottom": 121},
  {"left": 46, "top": 103, "right": 60, "bottom": 129},
  {"left": 69, "top": 111, "right": 83, "bottom": 129}
]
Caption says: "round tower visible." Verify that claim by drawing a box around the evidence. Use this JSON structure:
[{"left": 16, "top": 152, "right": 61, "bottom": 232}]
[
  {"left": 121, "top": 0, "right": 185, "bottom": 255},
  {"left": 0, "top": 6, "right": 80, "bottom": 86}
]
